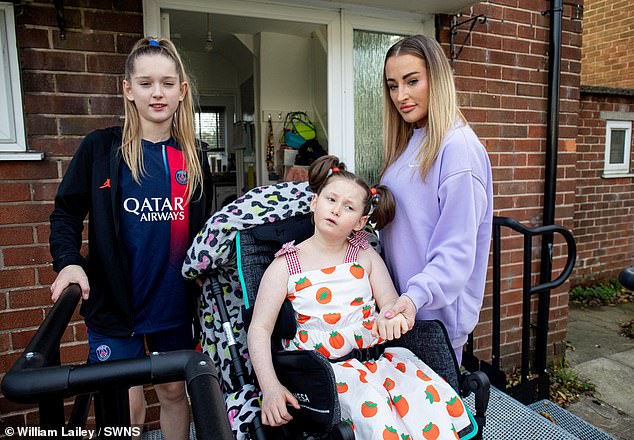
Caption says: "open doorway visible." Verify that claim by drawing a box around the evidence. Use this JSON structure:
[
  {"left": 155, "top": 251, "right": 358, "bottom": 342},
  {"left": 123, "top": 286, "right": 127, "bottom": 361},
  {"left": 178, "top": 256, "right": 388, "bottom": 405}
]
[{"left": 166, "top": 9, "right": 328, "bottom": 212}]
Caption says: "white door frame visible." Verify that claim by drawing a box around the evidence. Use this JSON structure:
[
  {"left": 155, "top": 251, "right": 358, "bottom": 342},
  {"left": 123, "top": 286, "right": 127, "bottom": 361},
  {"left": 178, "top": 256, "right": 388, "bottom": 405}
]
[{"left": 143, "top": 0, "right": 431, "bottom": 172}]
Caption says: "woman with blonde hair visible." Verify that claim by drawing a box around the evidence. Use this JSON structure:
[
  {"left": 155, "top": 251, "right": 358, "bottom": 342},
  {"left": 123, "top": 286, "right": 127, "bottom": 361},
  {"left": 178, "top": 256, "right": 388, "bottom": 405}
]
[
  {"left": 380, "top": 35, "right": 493, "bottom": 365},
  {"left": 49, "top": 37, "right": 213, "bottom": 439}
]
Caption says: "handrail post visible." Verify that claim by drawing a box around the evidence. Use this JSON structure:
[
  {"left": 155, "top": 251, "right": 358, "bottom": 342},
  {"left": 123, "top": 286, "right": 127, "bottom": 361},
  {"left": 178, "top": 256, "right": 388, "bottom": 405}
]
[
  {"left": 481, "top": 216, "right": 576, "bottom": 402},
  {"left": 94, "top": 389, "right": 131, "bottom": 437},
  {"left": 491, "top": 220, "right": 501, "bottom": 371},
  {"left": 520, "top": 233, "right": 532, "bottom": 384}
]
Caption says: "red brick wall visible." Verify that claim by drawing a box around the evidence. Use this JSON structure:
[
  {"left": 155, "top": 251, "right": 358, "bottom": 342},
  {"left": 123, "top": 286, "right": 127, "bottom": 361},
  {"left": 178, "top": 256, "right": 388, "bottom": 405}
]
[
  {"left": 574, "top": 91, "right": 634, "bottom": 284},
  {"left": 0, "top": 0, "right": 143, "bottom": 433},
  {"left": 581, "top": 0, "right": 634, "bottom": 89},
  {"left": 438, "top": 0, "right": 582, "bottom": 370}
]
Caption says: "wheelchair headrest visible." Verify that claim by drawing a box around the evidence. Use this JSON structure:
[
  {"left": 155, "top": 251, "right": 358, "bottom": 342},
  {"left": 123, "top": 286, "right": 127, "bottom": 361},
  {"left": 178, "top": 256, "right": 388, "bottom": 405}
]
[
  {"left": 238, "top": 214, "right": 314, "bottom": 339},
  {"left": 251, "top": 213, "right": 314, "bottom": 244}
]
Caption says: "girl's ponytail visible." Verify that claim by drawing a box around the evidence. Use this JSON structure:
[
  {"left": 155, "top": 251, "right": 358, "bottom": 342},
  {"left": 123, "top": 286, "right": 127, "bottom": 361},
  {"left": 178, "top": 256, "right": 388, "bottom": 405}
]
[{"left": 368, "top": 185, "right": 395, "bottom": 230}]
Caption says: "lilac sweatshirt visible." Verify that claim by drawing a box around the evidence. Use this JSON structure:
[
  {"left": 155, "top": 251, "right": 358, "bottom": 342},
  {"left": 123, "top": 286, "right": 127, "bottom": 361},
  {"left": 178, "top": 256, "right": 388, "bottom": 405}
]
[{"left": 380, "top": 122, "right": 493, "bottom": 355}]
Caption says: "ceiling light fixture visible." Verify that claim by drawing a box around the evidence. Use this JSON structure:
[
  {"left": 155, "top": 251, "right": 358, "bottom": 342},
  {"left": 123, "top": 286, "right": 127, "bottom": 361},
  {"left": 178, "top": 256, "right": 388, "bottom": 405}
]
[{"left": 205, "top": 13, "right": 214, "bottom": 52}]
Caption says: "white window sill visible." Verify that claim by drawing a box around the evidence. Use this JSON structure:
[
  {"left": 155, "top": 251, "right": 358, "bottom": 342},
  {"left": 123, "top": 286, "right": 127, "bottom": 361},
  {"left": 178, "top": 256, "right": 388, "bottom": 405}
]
[
  {"left": 601, "top": 172, "right": 634, "bottom": 179},
  {"left": 0, "top": 151, "right": 44, "bottom": 161}
]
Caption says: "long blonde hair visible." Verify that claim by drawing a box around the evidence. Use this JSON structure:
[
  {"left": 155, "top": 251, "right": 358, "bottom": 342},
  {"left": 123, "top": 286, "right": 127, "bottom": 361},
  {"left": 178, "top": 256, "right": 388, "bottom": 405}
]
[
  {"left": 121, "top": 37, "right": 203, "bottom": 202},
  {"left": 381, "top": 35, "right": 465, "bottom": 181}
]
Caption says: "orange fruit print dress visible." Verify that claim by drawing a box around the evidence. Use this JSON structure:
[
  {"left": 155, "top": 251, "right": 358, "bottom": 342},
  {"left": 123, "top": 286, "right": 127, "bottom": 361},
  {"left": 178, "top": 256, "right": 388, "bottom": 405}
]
[{"left": 277, "top": 235, "right": 473, "bottom": 439}]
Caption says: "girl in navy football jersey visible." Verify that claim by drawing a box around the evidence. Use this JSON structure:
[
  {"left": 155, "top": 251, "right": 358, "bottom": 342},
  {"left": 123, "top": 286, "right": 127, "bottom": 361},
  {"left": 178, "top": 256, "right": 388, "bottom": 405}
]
[{"left": 49, "top": 37, "right": 213, "bottom": 439}]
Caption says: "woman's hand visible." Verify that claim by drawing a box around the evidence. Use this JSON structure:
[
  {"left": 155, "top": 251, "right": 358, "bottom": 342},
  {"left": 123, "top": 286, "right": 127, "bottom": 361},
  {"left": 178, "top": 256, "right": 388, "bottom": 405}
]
[
  {"left": 383, "top": 295, "right": 417, "bottom": 330},
  {"left": 260, "top": 382, "right": 300, "bottom": 427},
  {"left": 373, "top": 309, "right": 409, "bottom": 341},
  {"left": 50, "top": 264, "right": 90, "bottom": 303}
]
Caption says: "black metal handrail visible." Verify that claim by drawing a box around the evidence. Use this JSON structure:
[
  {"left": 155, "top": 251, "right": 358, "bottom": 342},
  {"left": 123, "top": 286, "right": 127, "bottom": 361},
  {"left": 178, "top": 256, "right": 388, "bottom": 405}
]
[
  {"left": 1, "top": 284, "right": 232, "bottom": 439},
  {"left": 466, "top": 216, "right": 576, "bottom": 404}
]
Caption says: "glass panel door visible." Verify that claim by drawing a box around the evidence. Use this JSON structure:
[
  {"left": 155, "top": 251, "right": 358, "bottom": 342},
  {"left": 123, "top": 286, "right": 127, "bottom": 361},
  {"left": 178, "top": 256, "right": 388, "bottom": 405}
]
[{"left": 353, "top": 31, "right": 403, "bottom": 184}]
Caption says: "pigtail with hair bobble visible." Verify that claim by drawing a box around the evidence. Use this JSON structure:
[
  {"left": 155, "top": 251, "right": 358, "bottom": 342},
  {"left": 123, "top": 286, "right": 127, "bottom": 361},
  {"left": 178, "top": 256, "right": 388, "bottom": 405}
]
[
  {"left": 308, "top": 155, "right": 346, "bottom": 193},
  {"left": 368, "top": 185, "right": 396, "bottom": 230},
  {"left": 307, "top": 154, "right": 393, "bottom": 229}
]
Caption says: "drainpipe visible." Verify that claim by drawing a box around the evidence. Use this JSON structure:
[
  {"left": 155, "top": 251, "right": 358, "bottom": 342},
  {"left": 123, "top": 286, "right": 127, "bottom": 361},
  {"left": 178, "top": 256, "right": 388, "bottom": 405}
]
[{"left": 535, "top": 0, "right": 562, "bottom": 399}]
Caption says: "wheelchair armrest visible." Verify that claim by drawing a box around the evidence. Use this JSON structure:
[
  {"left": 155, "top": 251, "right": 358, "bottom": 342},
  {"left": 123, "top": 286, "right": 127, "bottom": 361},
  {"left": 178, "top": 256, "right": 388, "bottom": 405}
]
[
  {"left": 272, "top": 350, "right": 341, "bottom": 432},
  {"left": 460, "top": 370, "right": 490, "bottom": 432},
  {"left": 330, "top": 421, "right": 355, "bottom": 440}
]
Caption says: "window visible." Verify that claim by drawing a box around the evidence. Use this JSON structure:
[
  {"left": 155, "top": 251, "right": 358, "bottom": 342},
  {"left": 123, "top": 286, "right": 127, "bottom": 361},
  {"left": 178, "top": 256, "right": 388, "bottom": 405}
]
[
  {"left": 194, "top": 106, "right": 226, "bottom": 151},
  {"left": 0, "top": 2, "right": 31, "bottom": 158},
  {"left": 603, "top": 120, "right": 632, "bottom": 176}
]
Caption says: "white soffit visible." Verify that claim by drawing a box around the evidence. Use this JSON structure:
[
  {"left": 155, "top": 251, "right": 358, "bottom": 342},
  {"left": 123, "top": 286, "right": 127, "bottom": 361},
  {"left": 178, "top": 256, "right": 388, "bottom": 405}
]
[{"left": 294, "top": 0, "right": 481, "bottom": 15}]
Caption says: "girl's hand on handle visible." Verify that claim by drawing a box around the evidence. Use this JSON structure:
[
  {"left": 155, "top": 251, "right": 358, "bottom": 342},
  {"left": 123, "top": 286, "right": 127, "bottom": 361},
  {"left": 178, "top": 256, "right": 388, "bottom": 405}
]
[
  {"left": 260, "top": 383, "right": 300, "bottom": 427},
  {"left": 50, "top": 264, "right": 90, "bottom": 303},
  {"left": 383, "top": 295, "right": 417, "bottom": 330}
]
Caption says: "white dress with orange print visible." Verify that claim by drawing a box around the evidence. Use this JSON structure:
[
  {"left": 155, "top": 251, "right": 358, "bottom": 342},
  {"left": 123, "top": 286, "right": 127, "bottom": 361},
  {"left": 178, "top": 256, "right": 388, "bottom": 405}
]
[{"left": 276, "top": 234, "right": 474, "bottom": 440}]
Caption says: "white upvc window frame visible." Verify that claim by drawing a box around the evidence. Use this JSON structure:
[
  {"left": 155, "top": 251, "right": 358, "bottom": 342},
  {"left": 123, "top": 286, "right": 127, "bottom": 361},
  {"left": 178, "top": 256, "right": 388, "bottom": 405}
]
[
  {"left": 340, "top": 12, "right": 431, "bottom": 171},
  {"left": 0, "top": 3, "right": 40, "bottom": 160},
  {"left": 603, "top": 120, "right": 632, "bottom": 177}
]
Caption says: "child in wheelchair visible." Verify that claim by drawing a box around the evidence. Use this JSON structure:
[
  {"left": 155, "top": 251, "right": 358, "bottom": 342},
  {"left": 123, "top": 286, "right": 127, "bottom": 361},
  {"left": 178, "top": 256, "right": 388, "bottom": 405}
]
[{"left": 248, "top": 155, "right": 474, "bottom": 439}]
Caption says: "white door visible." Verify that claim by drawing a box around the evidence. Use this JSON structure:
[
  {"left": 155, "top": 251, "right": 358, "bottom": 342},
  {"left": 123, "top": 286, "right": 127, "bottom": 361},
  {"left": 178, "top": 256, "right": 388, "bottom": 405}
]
[{"left": 143, "top": 0, "right": 430, "bottom": 181}]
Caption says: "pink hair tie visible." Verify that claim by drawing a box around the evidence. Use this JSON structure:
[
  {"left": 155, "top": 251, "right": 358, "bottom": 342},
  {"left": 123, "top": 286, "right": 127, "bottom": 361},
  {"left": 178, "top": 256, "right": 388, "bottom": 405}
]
[
  {"left": 327, "top": 167, "right": 341, "bottom": 177},
  {"left": 368, "top": 187, "right": 380, "bottom": 215}
]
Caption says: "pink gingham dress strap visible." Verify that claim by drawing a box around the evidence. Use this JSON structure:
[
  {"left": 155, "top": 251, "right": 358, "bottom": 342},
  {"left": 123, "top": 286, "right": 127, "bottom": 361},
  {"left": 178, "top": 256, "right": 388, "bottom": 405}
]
[
  {"left": 274, "top": 241, "right": 302, "bottom": 276},
  {"left": 344, "top": 230, "right": 371, "bottom": 263}
]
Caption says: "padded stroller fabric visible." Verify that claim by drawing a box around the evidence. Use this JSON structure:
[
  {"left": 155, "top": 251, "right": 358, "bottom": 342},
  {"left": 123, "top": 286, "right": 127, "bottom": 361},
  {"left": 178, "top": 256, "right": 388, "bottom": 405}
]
[{"left": 183, "top": 182, "right": 314, "bottom": 438}]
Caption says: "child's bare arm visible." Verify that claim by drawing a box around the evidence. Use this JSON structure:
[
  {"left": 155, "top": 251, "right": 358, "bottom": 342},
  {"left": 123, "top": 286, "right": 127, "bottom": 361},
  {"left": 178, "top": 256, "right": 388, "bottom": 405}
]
[
  {"left": 247, "top": 258, "right": 300, "bottom": 426},
  {"left": 365, "top": 249, "right": 410, "bottom": 340},
  {"left": 366, "top": 248, "right": 400, "bottom": 310}
]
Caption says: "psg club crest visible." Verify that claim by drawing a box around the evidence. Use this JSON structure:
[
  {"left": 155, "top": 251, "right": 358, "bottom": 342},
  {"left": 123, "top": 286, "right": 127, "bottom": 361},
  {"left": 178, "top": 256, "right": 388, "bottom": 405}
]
[
  {"left": 96, "top": 344, "right": 111, "bottom": 361},
  {"left": 175, "top": 169, "right": 188, "bottom": 185}
]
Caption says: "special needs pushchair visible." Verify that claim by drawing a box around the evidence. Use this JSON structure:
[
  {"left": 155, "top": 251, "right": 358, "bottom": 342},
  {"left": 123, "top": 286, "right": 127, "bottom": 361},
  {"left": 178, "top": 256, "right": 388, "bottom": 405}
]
[{"left": 182, "top": 181, "right": 489, "bottom": 439}]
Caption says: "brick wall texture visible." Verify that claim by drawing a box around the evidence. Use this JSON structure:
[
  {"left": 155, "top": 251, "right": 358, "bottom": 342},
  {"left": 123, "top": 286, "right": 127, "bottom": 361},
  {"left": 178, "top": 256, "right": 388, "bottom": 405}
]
[
  {"left": 581, "top": 0, "right": 634, "bottom": 89},
  {"left": 437, "top": 0, "right": 581, "bottom": 370},
  {"left": 0, "top": 0, "right": 586, "bottom": 433},
  {"left": 574, "top": 91, "right": 634, "bottom": 284},
  {"left": 0, "top": 0, "right": 145, "bottom": 433}
]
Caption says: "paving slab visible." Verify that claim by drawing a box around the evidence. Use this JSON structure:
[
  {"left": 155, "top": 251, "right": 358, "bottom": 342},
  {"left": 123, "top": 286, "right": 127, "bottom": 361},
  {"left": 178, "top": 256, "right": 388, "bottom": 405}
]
[
  {"left": 609, "top": 348, "right": 634, "bottom": 366},
  {"left": 573, "top": 355, "right": 634, "bottom": 415},
  {"left": 566, "top": 303, "right": 634, "bottom": 440},
  {"left": 567, "top": 303, "right": 634, "bottom": 365},
  {"left": 567, "top": 397, "right": 634, "bottom": 440}
]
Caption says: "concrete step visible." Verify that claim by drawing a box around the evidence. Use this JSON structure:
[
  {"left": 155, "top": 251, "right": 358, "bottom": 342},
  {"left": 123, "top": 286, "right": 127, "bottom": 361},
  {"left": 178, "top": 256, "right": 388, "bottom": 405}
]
[
  {"left": 463, "top": 387, "right": 577, "bottom": 439},
  {"left": 528, "top": 399, "right": 616, "bottom": 440}
]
